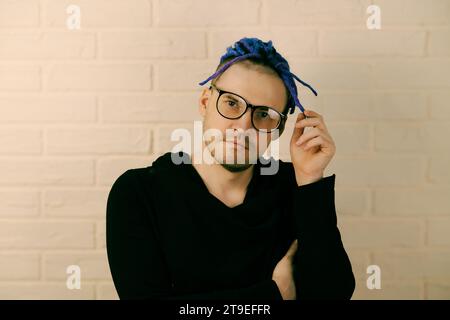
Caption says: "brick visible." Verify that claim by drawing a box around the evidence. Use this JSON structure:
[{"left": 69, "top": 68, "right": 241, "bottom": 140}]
[
  {"left": 319, "top": 30, "right": 426, "bottom": 57},
  {"left": 352, "top": 279, "right": 423, "bottom": 300},
  {"left": 0, "top": 254, "right": 40, "bottom": 280},
  {"left": 0, "top": 283, "right": 95, "bottom": 299},
  {"left": 327, "top": 156, "right": 424, "bottom": 187},
  {"left": 334, "top": 188, "right": 370, "bottom": 216},
  {"left": 427, "top": 281, "right": 450, "bottom": 299},
  {"left": 97, "top": 283, "right": 119, "bottom": 300},
  {"left": 96, "top": 220, "right": 106, "bottom": 249},
  {"left": 327, "top": 123, "right": 370, "bottom": 155},
  {"left": 43, "top": 252, "right": 111, "bottom": 280},
  {"left": 427, "top": 219, "right": 450, "bottom": 246},
  {"left": 210, "top": 30, "right": 317, "bottom": 58},
  {"left": 289, "top": 61, "right": 372, "bottom": 91},
  {"left": 46, "top": 127, "right": 151, "bottom": 155},
  {"left": 267, "top": 0, "right": 371, "bottom": 25},
  {"left": 100, "top": 31, "right": 206, "bottom": 59},
  {"left": 429, "top": 29, "right": 450, "bottom": 56},
  {"left": 156, "top": 61, "right": 218, "bottom": 91},
  {"left": 100, "top": 94, "right": 200, "bottom": 123},
  {"left": 0, "top": 128, "right": 41, "bottom": 154},
  {"left": 375, "top": 122, "right": 450, "bottom": 152},
  {"left": 0, "top": 32, "right": 95, "bottom": 59},
  {"left": 321, "top": 94, "right": 368, "bottom": 121},
  {"left": 338, "top": 218, "right": 422, "bottom": 249},
  {"left": 376, "top": 0, "right": 450, "bottom": 25},
  {"left": 0, "top": 65, "right": 40, "bottom": 91},
  {"left": 430, "top": 93, "right": 450, "bottom": 120},
  {"left": 373, "top": 60, "right": 450, "bottom": 88},
  {"left": 322, "top": 93, "right": 427, "bottom": 121},
  {"left": 0, "top": 190, "right": 40, "bottom": 217},
  {"left": 44, "top": 64, "right": 151, "bottom": 91},
  {"left": 289, "top": 95, "right": 323, "bottom": 113},
  {"left": 157, "top": 0, "right": 260, "bottom": 27},
  {"left": 0, "top": 95, "right": 96, "bottom": 123},
  {"left": 0, "top": 0, "right": 39, "bottom": 27},
  {"left": 156, "top": 123, "right": 195, "bottom": 155},
  {"left": 44, "top": 0, "right": 151, "bottom": 27},
  {"left": 429, "top": 156, "right": 450, "bottom": 184},
  {"left": 0, "top": 159, "right": 94, "bottom": 186},
  {"left": 0, "top": 221, "right": 94, "bottom": 249},
  {"left": 373, "top": 250, "right": 450, "bottom": 279},
  {"left": 371, "top": 93, "right": 428, "bottom": 120},
  {"left": 43, "top": 189, "right": 109, "bottom": 218},
  {"left": 374, "top": 187, "right": 450, "bottom": 216},
  {"left": 97, "top": 156, "right": 156, "bottom": 186}
]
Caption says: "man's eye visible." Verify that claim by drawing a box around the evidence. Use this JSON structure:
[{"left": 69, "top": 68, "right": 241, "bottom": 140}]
[
  {"left": 227, "top": 101, "right": 237, "bottom": 107},
  {"left": 256, "top": 111, "right": 269, "bottom": 118}
]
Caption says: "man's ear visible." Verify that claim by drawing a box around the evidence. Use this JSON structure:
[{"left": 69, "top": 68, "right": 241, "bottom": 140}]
[{"left": 198, "top": 87, "right": 211, "bottom": 118}]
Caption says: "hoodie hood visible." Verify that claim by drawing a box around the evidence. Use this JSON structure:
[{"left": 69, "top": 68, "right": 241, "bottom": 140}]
[{"left": 151, "top": 151, "right": 190, "bottom": 170}]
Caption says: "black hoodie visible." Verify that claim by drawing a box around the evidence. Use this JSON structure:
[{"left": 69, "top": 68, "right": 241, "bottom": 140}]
[{"left": 106, "top": 151, "right": 355, "bottom": 300}]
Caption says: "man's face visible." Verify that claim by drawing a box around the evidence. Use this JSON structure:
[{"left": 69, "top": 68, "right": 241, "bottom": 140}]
[{"left": 198, "top": 62, "right": 288, "bottom": 172}]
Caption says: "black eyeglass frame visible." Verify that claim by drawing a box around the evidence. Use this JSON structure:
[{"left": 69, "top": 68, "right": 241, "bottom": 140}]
[{"left": 209, "top": 84, "right": 288, "bottom": 133}]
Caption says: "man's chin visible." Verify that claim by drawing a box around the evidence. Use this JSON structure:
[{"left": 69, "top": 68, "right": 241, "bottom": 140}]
[
  {"left": 207, "top": 145, "right": 260, "bottom": 170},
  {"left": 220, "top": 163, "right": 253, "bottom": 173}
]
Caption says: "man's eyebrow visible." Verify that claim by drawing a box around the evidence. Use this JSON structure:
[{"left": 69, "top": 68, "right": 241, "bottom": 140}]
[
  {"left": 224, "top": 94, "right": 239, "bottom": 101},
  {"left": 224, "top": 90, "right": 274, "bottom": 109}
]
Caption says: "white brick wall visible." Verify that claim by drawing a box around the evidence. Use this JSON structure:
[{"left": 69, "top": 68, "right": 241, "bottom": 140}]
[{"left": 0, "top": 0, "right": 449, "bottom": 300}]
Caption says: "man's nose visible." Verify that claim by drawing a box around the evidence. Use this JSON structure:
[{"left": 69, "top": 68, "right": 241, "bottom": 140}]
[{"left": 231, "top": 108, "right": 253, "bottom": 131}]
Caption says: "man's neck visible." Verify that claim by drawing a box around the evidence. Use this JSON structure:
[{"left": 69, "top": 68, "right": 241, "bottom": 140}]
[{"left": 190, "top": 150, "right": 255, "bottom": 196}]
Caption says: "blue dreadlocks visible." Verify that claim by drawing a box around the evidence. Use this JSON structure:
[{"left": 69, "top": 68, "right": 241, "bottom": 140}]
[{"left": 198, "top": 37, "right": 317, "bottom": 115}]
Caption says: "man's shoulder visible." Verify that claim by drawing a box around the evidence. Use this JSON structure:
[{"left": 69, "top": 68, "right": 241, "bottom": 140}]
[
  {"left": 110, "top": 167, "right": 145, "bottom": 192},
  {"left": 118, "top": 152, "right": 181, "bottom": 178},
  {"left": 110, "top": 155, "right": 168, "bottom": 190}
]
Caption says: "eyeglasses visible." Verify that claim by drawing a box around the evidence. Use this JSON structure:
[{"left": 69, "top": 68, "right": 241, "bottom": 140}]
[{"left": 209, "top": 84, "right": 287, "bottom": 133}]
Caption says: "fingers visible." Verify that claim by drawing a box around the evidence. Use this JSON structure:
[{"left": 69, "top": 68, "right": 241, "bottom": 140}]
[
  {"left": 295, "top": 110, "right": 328, "bottom": 132},
  {"left": 294, "top": 117, "right": 323, "bottom": 130},
  {"left": 296, "top": 127, "right": 332, "bottom": 147},
  {"left": 285, "top": 239, "right": 298, "bottom": 259},
  {"left": 290, "top": 113, "right": 306, "bottom": 143},
  {"left": 293, "top": 109, "right": 333, "bottom": 148},
  {"left": 304, "top": 109, "right": 323, "bottom": 119},
  {"left": 301, "top": 135, "right": 331, "bottom": 151}
]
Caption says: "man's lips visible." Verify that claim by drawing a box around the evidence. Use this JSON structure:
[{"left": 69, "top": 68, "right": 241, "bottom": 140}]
[{"left": 226, "top": 140, "right": 248, "bottom": 150}]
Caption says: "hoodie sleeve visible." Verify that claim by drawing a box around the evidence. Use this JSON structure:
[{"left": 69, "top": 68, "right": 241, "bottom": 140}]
[
  {"left": 106, "top": 169, "right": 284, "bottom": 300},
  {"left": 291, "top": 173, "right": 356, "bottom": 299}
]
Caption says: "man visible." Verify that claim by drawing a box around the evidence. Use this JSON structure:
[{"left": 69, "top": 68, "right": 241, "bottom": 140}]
[{"left": 106, "top": 37, "right": 355, "bottom": 300}]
